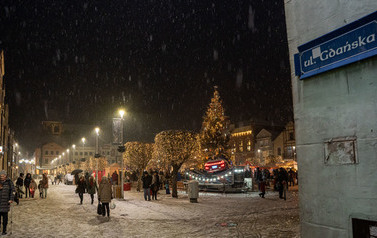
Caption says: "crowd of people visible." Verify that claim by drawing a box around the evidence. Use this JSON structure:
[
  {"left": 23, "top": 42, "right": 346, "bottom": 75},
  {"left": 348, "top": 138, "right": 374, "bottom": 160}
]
[{"left": 252, "top": 167, "right": 298, "bottom": 200}]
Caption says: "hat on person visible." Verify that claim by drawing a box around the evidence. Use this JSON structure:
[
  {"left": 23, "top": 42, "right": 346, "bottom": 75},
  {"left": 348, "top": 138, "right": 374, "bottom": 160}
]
[{"left": 0, "top": 170, "right": 7, "bottom": 176}]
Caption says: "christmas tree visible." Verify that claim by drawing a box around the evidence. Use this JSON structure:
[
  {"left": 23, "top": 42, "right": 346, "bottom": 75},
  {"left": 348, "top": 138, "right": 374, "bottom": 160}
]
[{"left": 199, "top": 86, "right": 229, "bottom": 161}]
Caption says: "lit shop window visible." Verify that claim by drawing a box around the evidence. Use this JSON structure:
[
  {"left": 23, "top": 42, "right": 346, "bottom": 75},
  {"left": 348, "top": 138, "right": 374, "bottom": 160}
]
[
  {"left": 239, "top": 141, "right": 243, "bottom": 152},
  {"left": 247, "top": 141, "right": 251, "bottom": 151}
]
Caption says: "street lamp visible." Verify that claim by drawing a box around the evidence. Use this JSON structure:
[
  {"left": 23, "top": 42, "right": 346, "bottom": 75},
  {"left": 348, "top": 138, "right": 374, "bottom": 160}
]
[
  {"left": 72, "top": 144, "right": 76, "bottom": 162},
  {"left": 81, "top": 137, "right": 86, "bottom": 162},
  {"left": 118, "top": 109, "right": 126, "bottom": 199},
  {"left": 293, "top": 146, "right": 296, "bottom": 161},
  {"left": 94, "top": 127, "right": 100, "bottom": 184}
]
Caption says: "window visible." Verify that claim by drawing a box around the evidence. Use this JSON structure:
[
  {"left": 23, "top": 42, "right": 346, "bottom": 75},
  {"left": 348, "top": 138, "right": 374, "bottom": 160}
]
[
  {"left": 45, "top": 159, "right": 48, "bottom": 164},
  {"left": 84, "top": 152, "right": 88, "bottom": 156},
  {"left": 289, "top": 132, "right": 295, "bottom": 140},
  {"left": 56, "top": 151, "right": 59, "bottom": 155},
  {"left": 54, "top": 126, "right": 59, "bottom": 133},
  {"left": 278, "top": 147, "right": 281, "bottom": 156},
  {"left": 75, "top": 152, "right": 78, "bottom": 156},
  {"left": 247, "top": 140, "right": 251, "bottom": 151},
  {"left": 45, "top": 151, "right": 48, "bottom": 155},
  {"left": 107, "top": 152, "right": 110, "bottom": 155},
  {"left": 89, "top": 152, "right": 93, "bottom": 155},
  {"left": 80, "top": 152, "right": 83, "bottom": 156},
  {"left": 50, "top": 151, "right": 54, "bottom": 155},
  {"left": 239, "top": 141, "right": 243, "bottom": 152}
]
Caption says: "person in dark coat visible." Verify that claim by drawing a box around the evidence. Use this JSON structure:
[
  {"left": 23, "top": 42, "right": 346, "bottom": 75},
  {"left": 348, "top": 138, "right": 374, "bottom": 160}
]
[
  {"left": 277, "top": 168, "right": 288, "bottom": 200},
  {"left": 142, "top": 171, "right": 152, "bottom": 201},
  {"left": 87, "top": 176, "right": 98, "bottom": 204},
  {"left": 23, "top": 173, "right": 32, "bottom": 198},
  {"left": 76, "top": 176, "right": 86, "bottom": 204},
  {"left": 0, "top": 170, "right": 15, "bottom": 235},
  {"left": 16, "top": 173, "right": 24, "bottom": 198},
  {"left": 151, "top": 171, "right": 160, "bottom": 200},
  {"left": 111, "top": 171, "right": 118, "bottom": 185}
]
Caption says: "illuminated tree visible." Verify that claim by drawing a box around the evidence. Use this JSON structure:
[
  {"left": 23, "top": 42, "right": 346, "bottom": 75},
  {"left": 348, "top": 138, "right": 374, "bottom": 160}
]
[
  {"left": 124, "top": 142, "right": 154, "bottom": 191},
  {"left": 199, "top": 86, "right": 230, "bottom": 161},
  {"left": 154, "top": 130, "right": 199, "bottom": 198}
]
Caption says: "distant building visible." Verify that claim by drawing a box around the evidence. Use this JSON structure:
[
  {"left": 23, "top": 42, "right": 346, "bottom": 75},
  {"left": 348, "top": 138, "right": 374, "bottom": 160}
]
[{"left": 229, "top": 125, "right": 253, "bottom": 165}]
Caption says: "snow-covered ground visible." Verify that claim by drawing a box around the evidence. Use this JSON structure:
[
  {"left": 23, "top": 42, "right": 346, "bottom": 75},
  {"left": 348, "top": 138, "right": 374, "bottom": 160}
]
[{"left": 10, "top": 183, "right": 299, "bottom": 238}]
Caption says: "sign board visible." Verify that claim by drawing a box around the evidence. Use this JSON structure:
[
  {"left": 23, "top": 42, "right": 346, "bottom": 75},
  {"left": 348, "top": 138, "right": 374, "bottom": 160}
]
[{"left": 294, "top": 11, "right": 377, "bottom": 79}]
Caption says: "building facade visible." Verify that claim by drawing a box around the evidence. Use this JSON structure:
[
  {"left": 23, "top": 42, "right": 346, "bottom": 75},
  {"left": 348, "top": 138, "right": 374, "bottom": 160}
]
[
  {"left": 285, "top": 3, "right": 377, "bottom": 237},
  {"left": 229, "top": 126, "right": 253, "bottom": 165}
]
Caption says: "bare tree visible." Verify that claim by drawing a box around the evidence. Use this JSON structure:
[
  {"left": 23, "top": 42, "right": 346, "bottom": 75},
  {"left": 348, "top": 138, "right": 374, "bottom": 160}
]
[{"left": 154, "top": 130, "right": 199, "bottom": 198}]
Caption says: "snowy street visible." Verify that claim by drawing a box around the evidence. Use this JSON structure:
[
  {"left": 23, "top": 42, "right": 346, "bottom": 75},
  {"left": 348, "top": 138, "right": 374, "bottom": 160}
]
[{"left": 10, "top": 183, "right": 299, "bottom": 238}]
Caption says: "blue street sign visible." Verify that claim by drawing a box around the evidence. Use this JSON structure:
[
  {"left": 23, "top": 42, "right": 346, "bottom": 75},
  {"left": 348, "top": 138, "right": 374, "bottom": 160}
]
[{"left": 294, "top": 11, "right": 377, "bottom": 79}]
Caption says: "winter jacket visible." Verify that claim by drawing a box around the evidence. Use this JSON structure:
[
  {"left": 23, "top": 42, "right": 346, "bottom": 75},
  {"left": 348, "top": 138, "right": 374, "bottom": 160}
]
[
  {"left": 87, "top": 181, "right": 98, "bottom": 195},
  {"left": 16, "top": 177, "right": 24, "bottom": 187},
  {"left": 142, "top": 174, "right": 152, "bottom": 189},
  {"left": 151, "top": 174, "right": 160, "bottom": 192},
  {"left": 98, "top": 179, "right": 112, "bottom": 203},
  {"left": 41, "top": 176, "right": 49, "bottom": 188},
  {"left": 29, "top": 181, "right": 37, "bottom": 191},
  {"left": 24, "top": 174, "right": 32, "bottom": 187},
  {"left": 76, "top": 180, "right": 87, "bottom": 194},
  {"left": 111, "top": 172, "right": 118, "bottom": 184},
  {"left": 0, "top": 178, "right": 15, "bottom": 212}
]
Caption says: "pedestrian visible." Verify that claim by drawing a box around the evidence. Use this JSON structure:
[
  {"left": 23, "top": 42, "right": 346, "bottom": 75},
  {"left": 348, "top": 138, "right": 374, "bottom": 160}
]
[
  {"left": 98, "top": 177, "right": 113, "bottom": 218},
  {"left": 0, "top": 170, "right": 15, "bottom": 235},
  {"left": 23, "top": 173, "right": 32, "bottom": 198},
  {"left": 16, "top": 173, "right": 24, "bottom": 198},
  {"left": 159, "top": 171, "right": 165, "bottom": 190},
  {"left": 277, "top": 168, "right": 288, "bottom": 200},
  {"left": 41, "top": 173, "right": 49, "bottom": 198},
  {"left": 164, "top": 172, "right": 170, "bottom": 194},
  {"left": 76, "top": 176, "right": 86, "bottom": 205},
  {"left": 258, "top": 170, "right": 266, "bottom": 198},
  {"left": 38, "top": 180, "right": 43, "bottom": 198},
  {"left": 142, "top": 171, "right": 152, "bottom": 201},
  {"left": 151, "top": 171, "right": 160, "bottom": 200},
  {"left": 288, "top": 168, "right": 295, "bottom": 186},
  {"left": 87, "top": 176, "right": 98, "bottom": 205},
  {"left": 29, "top": 179, "right": 37, "bottom": 198},
  {"left": 111, "top": 171, "right": 118, "bottom": 185}
]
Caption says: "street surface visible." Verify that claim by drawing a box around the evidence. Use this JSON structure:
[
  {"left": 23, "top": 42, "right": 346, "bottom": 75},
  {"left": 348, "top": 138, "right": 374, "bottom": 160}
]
[{"left": 10, "top": 183, "right": 299, "bottom": 238}]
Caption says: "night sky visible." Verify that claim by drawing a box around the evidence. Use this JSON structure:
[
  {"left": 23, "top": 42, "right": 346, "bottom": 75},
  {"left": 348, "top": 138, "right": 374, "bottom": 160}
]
[{"left": 0, "top": 0, "right": 292, "bottom": 153}]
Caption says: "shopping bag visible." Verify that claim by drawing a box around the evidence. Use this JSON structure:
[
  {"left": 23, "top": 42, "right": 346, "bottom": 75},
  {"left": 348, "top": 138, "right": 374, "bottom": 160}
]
[
  {"left": 110, "top": 201, "right": 116, "bottom": 210},
  {"left": 97, "top": 202, "right": 103, "bottom": 215}
]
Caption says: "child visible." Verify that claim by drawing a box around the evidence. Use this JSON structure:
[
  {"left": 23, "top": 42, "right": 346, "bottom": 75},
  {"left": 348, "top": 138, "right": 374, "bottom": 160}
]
[
  {"left": 38, "top": 180, "right": 43, "bottom": 198},
  {"left": 30, "top": 179, "right": 37, "bottom": 198}
]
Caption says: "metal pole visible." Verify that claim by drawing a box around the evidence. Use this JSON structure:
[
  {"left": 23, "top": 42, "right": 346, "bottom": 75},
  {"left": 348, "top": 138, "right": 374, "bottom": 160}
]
[
  {"left": 96, "top": 133, "right": 99, "bottom": 184},
  {"left": 120, "top": 118, "right": 124, "bottom": 199}
]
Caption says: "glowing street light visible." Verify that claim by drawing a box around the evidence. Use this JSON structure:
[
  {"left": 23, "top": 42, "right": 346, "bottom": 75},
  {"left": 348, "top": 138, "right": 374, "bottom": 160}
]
[
  {"left": 117, "top": 109, "right": 126, "bottom": 199},
  {"left": 94, "top": 127, "right": 100, "bottom": 183},
  {"left": 82, "top": 137, "right": 86, "bottom": 162},
  {"left": 72, "top": 144, "right": 76, "bottom": 162}
]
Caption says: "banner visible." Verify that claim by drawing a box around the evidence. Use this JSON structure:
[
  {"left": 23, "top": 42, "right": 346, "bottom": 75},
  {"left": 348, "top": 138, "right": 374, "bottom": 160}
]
[{"left": 112, "top": 118, "right": 123, "bottom": 145}]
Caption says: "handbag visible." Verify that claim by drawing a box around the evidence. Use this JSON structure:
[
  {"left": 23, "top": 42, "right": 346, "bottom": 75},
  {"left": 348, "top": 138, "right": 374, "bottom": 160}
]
[
  {"left": 110, "top": 201, "right": 116, "bottom": 210},
  {"left": 97, "top": 202, "right": 103, "bottom": 215}
]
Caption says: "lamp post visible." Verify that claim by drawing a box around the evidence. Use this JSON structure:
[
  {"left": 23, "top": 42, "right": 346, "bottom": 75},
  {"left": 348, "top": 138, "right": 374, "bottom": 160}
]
[
  {"left": 81, "top": 137, "right": 86, "bottom": 161},
  {"left": 293, "top": 146, "right": 296, "bottom": 161},
  {"left": 95, "top": 127, "right": 100, "bottom": 184},
  {"left": 118, "top": 109, "right": 126, "bottom": 199},
  {"left": 72, "top": 144, "right": 76, "bottom": 162},
  {"left": 257, "top": 149, "right": 262, "bottom": 165}
]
